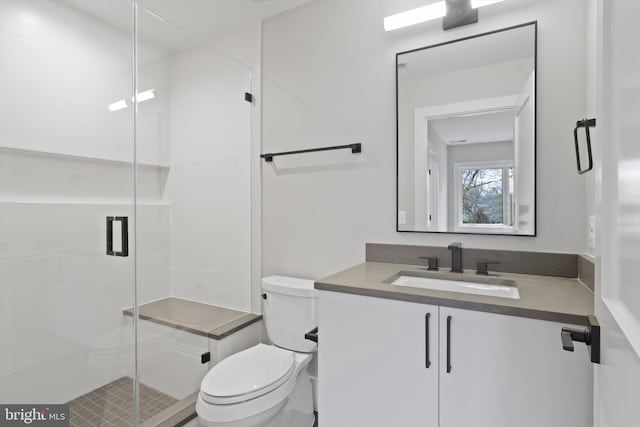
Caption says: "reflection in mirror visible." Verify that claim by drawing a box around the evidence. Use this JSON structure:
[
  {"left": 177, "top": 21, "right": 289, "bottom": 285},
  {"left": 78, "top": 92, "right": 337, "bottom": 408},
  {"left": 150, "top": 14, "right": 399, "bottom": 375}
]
[{"left": 397, "top": 23, "right": 536, "bottom": 235}]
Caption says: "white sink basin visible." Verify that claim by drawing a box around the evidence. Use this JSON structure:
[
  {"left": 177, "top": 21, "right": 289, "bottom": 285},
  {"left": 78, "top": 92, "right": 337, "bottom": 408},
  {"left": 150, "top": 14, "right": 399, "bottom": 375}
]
[{"left": 391, "top": 274, "right": 520, "bottom": 299}]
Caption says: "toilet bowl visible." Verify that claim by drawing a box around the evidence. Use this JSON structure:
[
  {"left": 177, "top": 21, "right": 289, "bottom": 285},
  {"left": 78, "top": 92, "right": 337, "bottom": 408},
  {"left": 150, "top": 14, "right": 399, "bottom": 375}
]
[
  {"left": 196, "top": 276, "right": 317, "bottom": 427},
  {"left": 196, "top": 344, "right": 314, "bottom": 426}
]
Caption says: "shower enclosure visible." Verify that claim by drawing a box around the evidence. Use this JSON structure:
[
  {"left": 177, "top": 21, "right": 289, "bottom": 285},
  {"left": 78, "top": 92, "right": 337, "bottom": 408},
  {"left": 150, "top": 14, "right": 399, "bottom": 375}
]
[{"left": 0, "top": 0, "right": 262, "bottom": 424}]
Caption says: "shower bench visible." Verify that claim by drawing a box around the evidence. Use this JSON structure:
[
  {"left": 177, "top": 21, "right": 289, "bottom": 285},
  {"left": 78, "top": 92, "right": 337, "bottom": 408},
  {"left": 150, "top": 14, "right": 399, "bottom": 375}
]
[{"left": 122, "top": 298, "right": 263, "bottom": 426}]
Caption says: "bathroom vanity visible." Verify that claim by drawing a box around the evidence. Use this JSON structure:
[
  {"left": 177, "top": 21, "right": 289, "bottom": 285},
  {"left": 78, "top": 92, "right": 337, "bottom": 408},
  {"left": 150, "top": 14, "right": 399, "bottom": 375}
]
[{"left": 315, "top": 262, "right": 594, "bottom": 427}]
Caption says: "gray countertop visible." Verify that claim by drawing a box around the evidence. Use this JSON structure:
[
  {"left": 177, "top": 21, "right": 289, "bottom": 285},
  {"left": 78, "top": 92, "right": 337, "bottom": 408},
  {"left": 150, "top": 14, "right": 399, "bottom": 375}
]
[{"left": 315, "top": 262, "right": 594, "bottom": 326}]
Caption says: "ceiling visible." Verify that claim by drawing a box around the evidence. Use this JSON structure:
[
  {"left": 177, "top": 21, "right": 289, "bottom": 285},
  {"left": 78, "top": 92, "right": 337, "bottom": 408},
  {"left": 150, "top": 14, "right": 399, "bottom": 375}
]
[
  {"left": 58, "top": 0, "right": 311, "bottom": 52},
  {"left": 398, "top": 23, "right": 535, "bottom": 81},
  {"left": 429, "top": 109, "right": 514, "bottom": 145}
]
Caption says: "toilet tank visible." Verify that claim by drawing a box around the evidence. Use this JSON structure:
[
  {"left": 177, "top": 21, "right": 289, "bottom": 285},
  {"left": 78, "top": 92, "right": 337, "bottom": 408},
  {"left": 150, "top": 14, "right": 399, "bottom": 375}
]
[{"left": 262, "top": 276, "right": 318, "bottom": 353}]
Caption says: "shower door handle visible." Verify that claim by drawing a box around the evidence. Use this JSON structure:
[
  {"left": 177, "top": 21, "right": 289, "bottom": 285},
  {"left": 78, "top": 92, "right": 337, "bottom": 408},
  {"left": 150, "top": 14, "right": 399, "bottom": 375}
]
[{"left": 106, "top": 216, "right": 129, "bottom": 257}]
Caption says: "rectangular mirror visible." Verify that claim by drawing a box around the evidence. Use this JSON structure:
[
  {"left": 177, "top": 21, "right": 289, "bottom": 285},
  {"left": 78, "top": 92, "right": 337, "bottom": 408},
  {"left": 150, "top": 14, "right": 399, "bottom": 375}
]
[{"left": 397, "top": 22, "right": 537, "bottom": 235}]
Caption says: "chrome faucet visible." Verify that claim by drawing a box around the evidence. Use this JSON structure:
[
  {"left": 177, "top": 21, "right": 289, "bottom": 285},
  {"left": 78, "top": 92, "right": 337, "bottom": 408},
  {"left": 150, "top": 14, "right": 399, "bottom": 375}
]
[{"left": 448, "top": 242, "right": 463, "bottom": 273}]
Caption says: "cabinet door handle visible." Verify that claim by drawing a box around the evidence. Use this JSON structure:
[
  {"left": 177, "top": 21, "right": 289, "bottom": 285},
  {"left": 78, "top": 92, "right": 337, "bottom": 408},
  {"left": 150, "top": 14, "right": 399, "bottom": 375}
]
[
  {"left": 446, "top": 315, "right": 452, "bottom": 373},
  {"left": 425, "top": 313, "right": 431, "bottom": 368}
]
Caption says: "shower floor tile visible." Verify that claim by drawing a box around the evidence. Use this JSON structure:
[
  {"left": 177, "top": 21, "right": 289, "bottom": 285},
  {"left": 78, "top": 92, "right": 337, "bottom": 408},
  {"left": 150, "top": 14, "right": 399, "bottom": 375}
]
[{"left": 67, "top": 377, "right": 178, "bottom": 426}]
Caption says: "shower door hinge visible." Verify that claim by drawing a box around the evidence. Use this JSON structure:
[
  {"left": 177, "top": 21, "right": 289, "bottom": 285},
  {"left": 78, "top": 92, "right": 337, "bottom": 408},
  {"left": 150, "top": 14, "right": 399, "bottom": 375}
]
[
  {"left": 201, "top": 352, "right": 211, "bottom": 364},
  {"left": 244, "top": 92, "right": 253, "bottom": 103}
]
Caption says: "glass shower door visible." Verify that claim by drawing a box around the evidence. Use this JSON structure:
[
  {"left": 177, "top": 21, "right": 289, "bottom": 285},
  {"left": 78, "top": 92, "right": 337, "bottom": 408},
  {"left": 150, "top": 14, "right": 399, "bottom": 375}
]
[
  {"left": 131, "top": 4, "right": 256, "bottom": 423},
  {"left": 0, "top": 0, "right": 138, "bottom": 424}
]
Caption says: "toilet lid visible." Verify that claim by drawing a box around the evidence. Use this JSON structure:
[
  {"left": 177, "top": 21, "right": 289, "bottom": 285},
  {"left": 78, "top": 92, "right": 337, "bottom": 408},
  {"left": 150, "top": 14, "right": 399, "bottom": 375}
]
[{"left": 201, "top": 344, "right": 295, "bottom": 404}]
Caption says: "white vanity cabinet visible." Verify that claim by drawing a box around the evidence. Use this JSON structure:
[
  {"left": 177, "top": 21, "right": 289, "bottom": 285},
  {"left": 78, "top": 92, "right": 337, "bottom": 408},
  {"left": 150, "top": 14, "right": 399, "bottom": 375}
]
[
  {"left": 318, "top": 290, "right": 439, "bottom": 426},
  {"left": 439, "top": 306, "right": 592, "bottom": 427},
  {"left": 318, "top": 290, "right": 593, "bottom": 427}
]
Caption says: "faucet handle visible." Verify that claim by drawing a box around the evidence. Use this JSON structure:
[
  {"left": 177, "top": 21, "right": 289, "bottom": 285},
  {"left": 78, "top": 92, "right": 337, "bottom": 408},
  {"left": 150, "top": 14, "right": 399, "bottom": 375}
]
[
  {"left": 476, "top": 260, "right": 499, "bottom": 275},
  {"left": 418, "top": 256, "right": 439, "bottom": 271}
]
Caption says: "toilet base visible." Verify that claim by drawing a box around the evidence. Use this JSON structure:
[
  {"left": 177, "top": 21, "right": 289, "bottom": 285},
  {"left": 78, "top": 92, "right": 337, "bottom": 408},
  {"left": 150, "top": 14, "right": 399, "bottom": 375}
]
[{"left": 196, "top": 370, "right": 315, "bottom": 427}]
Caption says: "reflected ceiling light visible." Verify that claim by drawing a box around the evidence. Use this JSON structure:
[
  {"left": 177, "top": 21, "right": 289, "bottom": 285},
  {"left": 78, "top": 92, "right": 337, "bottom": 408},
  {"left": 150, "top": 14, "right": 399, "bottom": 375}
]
[
  {"left": 384, "top": 0, "right": 505, "bottom": 31},
  {"left": 107, "top": 100, "right": 128, "bottom": 112},
  {"left": 109, "top": 89, "right": 156, "bottom": 112},
  {"left": 143, "top": 8, "right": 168, "bottom": 22},
  {"left": 132, "top": 89, "right": 156, "bottom": 104}
]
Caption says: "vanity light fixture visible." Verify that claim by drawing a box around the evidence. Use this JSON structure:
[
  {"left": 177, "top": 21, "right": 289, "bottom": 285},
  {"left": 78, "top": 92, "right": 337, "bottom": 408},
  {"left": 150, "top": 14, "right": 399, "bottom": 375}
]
[
  {"left": 384, "top": 2, "right": 446, "bottom": 31},
  {"left": 384, "top": 0, "right": 504, "bottom": 32},
  {"left": 471, "top": 0, "right": 504, "bottom": 7}
]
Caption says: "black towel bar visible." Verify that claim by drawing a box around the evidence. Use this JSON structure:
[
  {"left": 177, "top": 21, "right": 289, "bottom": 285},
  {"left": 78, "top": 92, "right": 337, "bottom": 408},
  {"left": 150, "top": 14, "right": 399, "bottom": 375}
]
[{"left": 260, "top": 143, "right": 362, "bottom": 162}]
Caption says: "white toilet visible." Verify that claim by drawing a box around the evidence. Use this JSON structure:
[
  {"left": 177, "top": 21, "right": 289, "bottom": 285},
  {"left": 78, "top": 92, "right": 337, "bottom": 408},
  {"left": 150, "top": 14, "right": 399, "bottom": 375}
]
[{"left": 196, "top": 276, "right": 317, "bottom": 427}]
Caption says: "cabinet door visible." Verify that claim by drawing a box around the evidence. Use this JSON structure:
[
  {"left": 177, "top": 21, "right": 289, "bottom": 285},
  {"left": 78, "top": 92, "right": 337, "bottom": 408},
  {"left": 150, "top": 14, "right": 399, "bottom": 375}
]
[
  {"left": 439, "top": 307, "right": 592, "bottom": 427},
  {"left": 318, "top": 291, "right": 439, "bottom": 427}
]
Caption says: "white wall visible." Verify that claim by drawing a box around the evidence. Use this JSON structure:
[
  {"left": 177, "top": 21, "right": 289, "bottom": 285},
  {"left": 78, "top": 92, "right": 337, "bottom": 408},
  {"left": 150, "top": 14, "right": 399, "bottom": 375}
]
[
  {"left": 166, "top": 27, "right": 259, "bottom": 312},
  {"left": 398, "top": 58, "right": 530, "bottom": 230},
  {"left": 427, "top": 126, "right": 448, "bottom": 231},
  {"left": 0, "top": 0, "right": 169, "bottom": 166},
  {"left": 262, "top": 0, "right": 589, "bottom": 281}
]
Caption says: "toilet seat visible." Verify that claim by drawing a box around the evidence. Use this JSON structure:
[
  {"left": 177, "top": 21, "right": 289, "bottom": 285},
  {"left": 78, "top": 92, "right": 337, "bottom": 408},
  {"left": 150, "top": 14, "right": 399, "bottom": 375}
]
[
  {"left": 197, "top": 348, "right": 313, "bottom": 425},
  {"left": 200, "top": 344, "right": 295, "bottom": 405}
]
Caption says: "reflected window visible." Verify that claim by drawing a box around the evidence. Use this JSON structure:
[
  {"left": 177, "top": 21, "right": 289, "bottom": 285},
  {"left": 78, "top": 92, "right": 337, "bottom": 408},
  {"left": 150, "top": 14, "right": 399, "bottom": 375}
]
[{"left": 457, "top": 165, "right": 514, "bottom": 228}]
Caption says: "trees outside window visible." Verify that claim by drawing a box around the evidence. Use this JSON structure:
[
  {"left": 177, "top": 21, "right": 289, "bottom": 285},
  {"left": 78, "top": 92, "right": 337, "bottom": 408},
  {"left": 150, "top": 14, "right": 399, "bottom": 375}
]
[{"left": 460, "top": 167, "right": 513, "bottom": 226}]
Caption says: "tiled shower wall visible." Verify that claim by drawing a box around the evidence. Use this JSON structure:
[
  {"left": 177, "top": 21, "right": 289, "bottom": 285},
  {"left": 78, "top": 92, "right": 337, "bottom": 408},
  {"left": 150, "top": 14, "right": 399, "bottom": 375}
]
[
  {"left": 0, "top": 0, "right": 170, "bottom": 402},
  {"left": 166, "top": 34, "right": 255, "bottom": 312},
  {"left": 0, "top": 200, "right": 170, "bottom": 402},
  {"left": 0, "top": 0, "right": 259, "bottom": 403}
]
